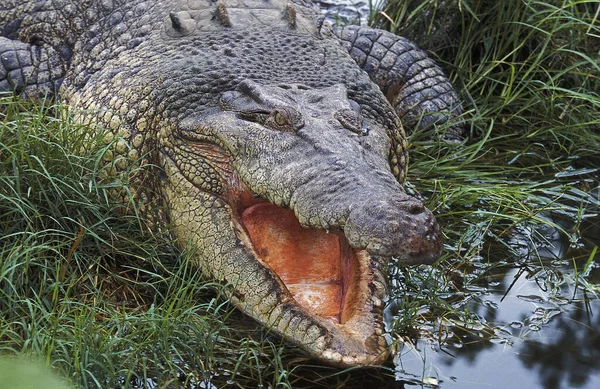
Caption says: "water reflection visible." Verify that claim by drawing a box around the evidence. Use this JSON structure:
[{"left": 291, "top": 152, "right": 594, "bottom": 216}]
[{"left": 520, "top": 298, "right": 600, "bottom": 389}]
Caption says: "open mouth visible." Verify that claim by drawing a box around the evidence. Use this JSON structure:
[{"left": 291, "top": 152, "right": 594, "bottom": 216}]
[{"left": 240, "top": 201, "right": 362, "bottom": 325}]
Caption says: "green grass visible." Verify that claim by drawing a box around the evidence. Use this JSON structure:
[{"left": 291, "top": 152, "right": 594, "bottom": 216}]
[{"left": 1, "top": 0, "right": 600, "bottom": 387}]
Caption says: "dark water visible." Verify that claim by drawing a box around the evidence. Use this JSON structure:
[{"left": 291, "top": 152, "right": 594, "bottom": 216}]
[{"left": 393, "top": 262, "right": 600, "bottom": 388}]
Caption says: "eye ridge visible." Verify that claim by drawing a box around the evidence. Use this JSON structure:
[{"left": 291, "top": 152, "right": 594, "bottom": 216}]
[{"left": 335, "top": 109, "right": 368, "bottom": 136}]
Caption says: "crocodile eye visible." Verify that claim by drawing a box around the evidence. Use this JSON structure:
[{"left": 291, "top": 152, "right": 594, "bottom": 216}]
[
  {"left": 273, "top": 111, "right": 289, "bottom": 126},
  {"left": 268, "top": 108, "right": 304, "bottom": 132}
]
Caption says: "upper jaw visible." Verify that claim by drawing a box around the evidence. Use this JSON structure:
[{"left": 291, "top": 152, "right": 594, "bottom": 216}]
[
  {"left": 179, "top": 108, "right": 442, "bottom": 265},
  {"left": 177, "top": 111, "right": 440, "bottom": 275}
]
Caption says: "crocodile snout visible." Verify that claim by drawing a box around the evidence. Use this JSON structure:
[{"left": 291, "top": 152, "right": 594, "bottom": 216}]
[{"left": 343, "top": 196, "right": 442, "bottom": 264}]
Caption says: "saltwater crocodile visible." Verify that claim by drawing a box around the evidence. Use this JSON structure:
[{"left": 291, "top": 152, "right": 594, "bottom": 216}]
[{"left": 0, "top": 0, "right": 463, "bottom": 367}]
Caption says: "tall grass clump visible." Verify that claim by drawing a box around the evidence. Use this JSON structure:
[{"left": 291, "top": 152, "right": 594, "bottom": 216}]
[
  {"left": 374, "top": 0, "right": 599, "bottom": 348},
  {"left": 376, "top": 0, "right": 599, "bottom": 148}
]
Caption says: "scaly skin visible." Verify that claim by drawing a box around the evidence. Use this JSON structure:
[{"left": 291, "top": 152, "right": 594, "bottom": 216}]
[{"left": 0, "top": 0, "right": 463, "bottom": 367}]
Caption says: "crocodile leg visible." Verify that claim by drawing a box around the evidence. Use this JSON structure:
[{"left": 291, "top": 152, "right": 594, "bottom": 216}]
[
  {"left": 333, "top": 26, "right": 465, "bottom": 140},
  {"left": 0, "top": 37, "right": 66, "bottom": 97}
]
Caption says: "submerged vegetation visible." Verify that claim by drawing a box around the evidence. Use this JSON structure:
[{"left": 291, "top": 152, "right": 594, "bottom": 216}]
[{"left": 0, "top": 0, "right": 599, "bottom": 388}]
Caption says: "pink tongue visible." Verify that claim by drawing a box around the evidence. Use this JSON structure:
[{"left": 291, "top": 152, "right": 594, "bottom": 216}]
[{"left": 241, "top": 202, "right": 345, "bottom": 321}]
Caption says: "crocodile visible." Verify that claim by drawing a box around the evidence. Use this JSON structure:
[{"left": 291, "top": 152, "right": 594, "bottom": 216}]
[{"left": 0, "top": 0, "right": 463, "bottom": 367}]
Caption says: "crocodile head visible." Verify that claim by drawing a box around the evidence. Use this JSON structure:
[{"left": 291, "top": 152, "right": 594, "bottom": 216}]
[{"left": 160, "top": 79, "right": 442, "bottom": 367}]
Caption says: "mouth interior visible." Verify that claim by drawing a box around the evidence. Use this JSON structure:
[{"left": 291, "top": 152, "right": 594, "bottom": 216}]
[{"left": 241, "top": 202, "right": 358, "bottom": 324}]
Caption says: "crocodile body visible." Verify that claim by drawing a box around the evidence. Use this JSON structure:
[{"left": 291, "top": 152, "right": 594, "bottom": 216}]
[{"left": 0, "top": 0, "right": 463, "bottom": 367}]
